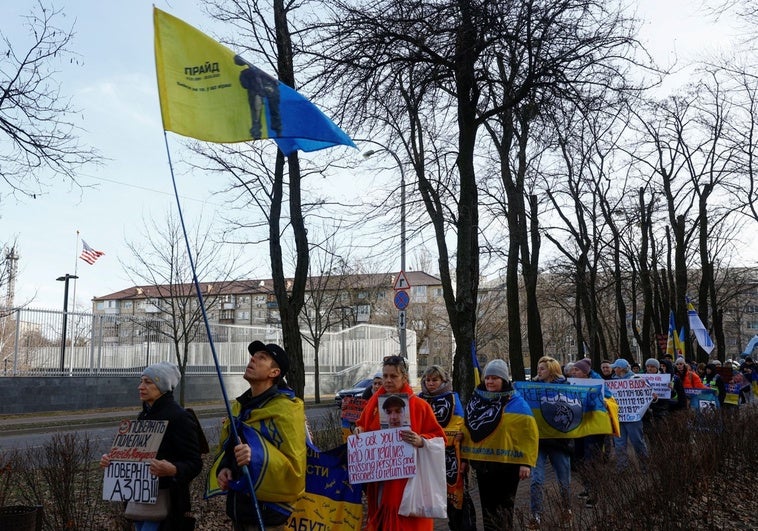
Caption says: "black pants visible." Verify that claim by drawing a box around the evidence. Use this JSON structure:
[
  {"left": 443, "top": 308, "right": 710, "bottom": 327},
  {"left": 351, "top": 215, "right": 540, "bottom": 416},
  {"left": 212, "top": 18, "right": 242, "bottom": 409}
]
[{"left": 473, "top": 462, "right": 521, "bottom": 531}]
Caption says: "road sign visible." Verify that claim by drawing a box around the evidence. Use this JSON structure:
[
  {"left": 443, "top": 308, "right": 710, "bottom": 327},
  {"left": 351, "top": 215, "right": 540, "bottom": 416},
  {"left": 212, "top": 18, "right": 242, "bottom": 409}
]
[
  {"left": 394, "top": 290, "right": 410, "bottom": 310},
  {"left": 393, "top": 271, "right": 411, "bottom": 290},
  {"left": 398, "top": 310, "right": 406, "bottom": 330}
]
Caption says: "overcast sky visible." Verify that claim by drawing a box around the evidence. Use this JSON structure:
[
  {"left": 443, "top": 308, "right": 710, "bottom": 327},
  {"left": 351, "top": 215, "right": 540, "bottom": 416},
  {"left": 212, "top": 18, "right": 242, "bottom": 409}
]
[{"left": 0, "top": 0, "right": 749, "bottom": 311}]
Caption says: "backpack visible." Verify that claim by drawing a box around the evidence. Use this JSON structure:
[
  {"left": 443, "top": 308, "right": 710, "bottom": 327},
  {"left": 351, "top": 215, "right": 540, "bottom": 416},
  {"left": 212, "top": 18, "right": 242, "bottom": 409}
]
[{"left": 185, "top": 407, "right": 210, "bottom": 454}]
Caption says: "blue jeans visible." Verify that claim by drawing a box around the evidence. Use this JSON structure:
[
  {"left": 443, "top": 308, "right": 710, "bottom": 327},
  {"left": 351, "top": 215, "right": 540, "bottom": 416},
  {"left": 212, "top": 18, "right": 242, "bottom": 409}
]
[
  {"left": 615, "top": 420, "right": 648, "bottom": 471},
  {"left": 530, "top": 446, "right": 571, "bottom": 516}
]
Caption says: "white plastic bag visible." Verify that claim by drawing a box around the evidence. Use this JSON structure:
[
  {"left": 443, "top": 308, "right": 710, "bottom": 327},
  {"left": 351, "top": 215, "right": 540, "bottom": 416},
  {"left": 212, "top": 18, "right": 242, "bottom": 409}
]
[{"left": 398, "top": 436, "right": 447, "bottom": 519}]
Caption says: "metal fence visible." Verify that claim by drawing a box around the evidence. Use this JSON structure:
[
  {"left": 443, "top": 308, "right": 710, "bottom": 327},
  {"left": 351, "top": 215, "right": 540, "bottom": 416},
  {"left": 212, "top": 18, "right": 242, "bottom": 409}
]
[{"left": 0, "top": 307, "right": 417, "bottom": 384}]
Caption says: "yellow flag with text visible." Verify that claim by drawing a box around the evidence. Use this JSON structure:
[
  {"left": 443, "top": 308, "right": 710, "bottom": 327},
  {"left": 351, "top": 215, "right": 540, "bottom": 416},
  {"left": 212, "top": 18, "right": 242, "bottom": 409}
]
[{"left": 153, "top": 7, "right": 355, "bottom": 154}]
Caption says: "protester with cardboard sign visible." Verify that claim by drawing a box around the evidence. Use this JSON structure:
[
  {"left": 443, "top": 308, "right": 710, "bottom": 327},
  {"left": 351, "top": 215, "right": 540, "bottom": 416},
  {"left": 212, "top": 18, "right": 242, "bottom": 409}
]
[{"left": 100, "top": 362, "right": 203, "bottom": 530}]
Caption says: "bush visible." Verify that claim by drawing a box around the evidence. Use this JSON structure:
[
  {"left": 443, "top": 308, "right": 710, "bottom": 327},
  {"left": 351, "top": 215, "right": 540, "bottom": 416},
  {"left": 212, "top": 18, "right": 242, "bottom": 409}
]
[
  {"left": 525, "top": 407, "right": 758, "bottom": 530},
  {"left": 1, "top": 432, "right": 121, "bottom": 530}
]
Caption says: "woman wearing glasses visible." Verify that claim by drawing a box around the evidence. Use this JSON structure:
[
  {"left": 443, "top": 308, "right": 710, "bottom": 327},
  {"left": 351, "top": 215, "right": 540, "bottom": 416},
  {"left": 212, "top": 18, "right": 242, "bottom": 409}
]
[{"left": 355, "top": 355, "right": 446, "bottom": 531}]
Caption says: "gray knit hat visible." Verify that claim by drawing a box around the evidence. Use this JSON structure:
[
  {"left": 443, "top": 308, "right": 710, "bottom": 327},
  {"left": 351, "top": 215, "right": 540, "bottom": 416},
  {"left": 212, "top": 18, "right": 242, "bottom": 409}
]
[
  {"left": 573, "top": 358, "right": 592, "bottom": 376},
  {"left": 142, "top": 362, "right": 181, "bottom": 393},
  {"left": 483, "top": 359, "right": 510, "bottom": 382},
  {"left": 645, "top": 358, "right": 660, "bottom": 370}
]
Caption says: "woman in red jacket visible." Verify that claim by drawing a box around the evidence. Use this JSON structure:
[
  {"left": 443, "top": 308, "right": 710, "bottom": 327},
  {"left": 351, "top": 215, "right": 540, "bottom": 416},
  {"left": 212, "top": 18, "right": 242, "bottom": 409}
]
[
  {"left": 674, "top": 357, "right": 706, "bottom": 390},
  {"left": 355, "top": 355, "right": 446, "bottom": 531}
]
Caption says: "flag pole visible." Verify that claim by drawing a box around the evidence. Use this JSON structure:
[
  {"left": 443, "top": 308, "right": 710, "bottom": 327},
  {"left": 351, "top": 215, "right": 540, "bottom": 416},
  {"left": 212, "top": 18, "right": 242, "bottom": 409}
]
[
  {"left": 69, "top": 230, "right": 80, "bottom": 364},
  {"left": 161, "top": 131, "right": 265, "bottom": 529},
  {"left": 71, "top": 230, "right": 80, "bottom": 310}
]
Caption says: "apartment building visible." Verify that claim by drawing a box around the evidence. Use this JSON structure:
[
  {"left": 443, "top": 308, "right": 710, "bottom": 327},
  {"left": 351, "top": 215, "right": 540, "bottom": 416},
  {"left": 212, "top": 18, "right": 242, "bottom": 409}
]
[{"left": 91, "top": 271, "right": 452, "bottom": 369}]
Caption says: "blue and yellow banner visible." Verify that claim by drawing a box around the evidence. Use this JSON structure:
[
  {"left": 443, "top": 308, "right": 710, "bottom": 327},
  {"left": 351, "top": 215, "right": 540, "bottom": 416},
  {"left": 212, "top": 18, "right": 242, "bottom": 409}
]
[
  {"left": 513, "top": 382, "right": 615, "bottom": 438},
  {"left": 153, "top": 7, "right": 355, "bottom": 154},
  {"left": 461, "top": 390, "right": 539, "bottom": 466},
  {"left": 287, "top": 443, "right": 363, "bottom": 531}
]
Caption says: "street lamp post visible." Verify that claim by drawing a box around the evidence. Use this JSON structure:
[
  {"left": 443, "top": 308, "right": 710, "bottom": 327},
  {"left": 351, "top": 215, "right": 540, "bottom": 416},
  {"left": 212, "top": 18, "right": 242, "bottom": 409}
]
[
  {"left": 362, "top": 144, "right": 407, "bottom": 357},
  {"left": 56, "top": 273, "right": 78, "bottom": 373}
]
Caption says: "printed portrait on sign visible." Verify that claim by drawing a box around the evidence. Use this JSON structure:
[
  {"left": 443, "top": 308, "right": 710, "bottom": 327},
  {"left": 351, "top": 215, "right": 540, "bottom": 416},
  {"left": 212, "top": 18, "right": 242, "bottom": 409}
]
[{"left": 379, "top": 394, "right": 410, "bottom": 429}]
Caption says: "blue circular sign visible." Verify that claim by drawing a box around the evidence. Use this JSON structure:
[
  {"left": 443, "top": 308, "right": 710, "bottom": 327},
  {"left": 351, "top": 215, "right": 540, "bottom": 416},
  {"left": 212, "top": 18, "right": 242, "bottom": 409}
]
[{"left": 394, "top": 290, "right": 410, "bottom": 310}]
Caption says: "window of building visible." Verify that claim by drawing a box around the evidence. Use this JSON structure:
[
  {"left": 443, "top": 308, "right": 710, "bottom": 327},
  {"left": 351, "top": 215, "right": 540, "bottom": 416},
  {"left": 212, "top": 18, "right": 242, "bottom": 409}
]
[
  {"left": 356, "top": 304, "right": 371, "bottom": 322},
  {"left": 411, "top": 285, "right": 427, "bottom": 302}
]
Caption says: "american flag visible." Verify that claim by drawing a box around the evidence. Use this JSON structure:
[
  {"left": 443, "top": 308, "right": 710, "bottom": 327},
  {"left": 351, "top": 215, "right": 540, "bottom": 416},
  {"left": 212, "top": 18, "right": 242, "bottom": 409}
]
[{"left": 80, "top": 240, "right": 105, "bottom": 265}]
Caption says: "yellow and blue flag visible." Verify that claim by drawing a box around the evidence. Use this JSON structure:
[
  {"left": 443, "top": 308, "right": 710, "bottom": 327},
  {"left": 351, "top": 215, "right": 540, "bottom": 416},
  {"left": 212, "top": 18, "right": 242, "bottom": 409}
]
[
  {"left": 513, "top": 382, "right": 615, "bottom": 438},
  {"left": 666, "top": 310, "right": 686, "bottom": 358},
  {"left": 471, "top": 341, "right": 482, "bottom": 388},
  {"left": 153, "top": 7, "right": 356, "bottom": 154},
  {"left": 461, "top": 389, "right": 539, "bottom": 466},
  {"left": 287, "top": 443, "right": 363, "bottom": 531}
]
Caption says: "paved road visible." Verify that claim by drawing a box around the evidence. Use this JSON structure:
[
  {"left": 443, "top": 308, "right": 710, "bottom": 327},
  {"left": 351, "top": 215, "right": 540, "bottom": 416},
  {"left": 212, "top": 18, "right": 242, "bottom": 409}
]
[{"left": 0, "top": 402, "right": 336, "bottom": 454}]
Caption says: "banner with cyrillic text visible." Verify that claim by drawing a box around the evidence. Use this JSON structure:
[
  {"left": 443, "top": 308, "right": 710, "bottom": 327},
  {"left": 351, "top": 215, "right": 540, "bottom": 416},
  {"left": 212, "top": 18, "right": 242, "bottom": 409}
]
[{"left": 102, "top": 419, "right": 167, "bottom": 502}]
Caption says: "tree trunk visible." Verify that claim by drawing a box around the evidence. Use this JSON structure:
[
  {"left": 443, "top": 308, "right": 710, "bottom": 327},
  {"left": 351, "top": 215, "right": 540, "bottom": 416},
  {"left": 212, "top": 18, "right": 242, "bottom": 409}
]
[
  {"left": 638, "top": 188, "right": 653, "bottom": 359},
  {"left": 268, "top": 0, "right": 309, "bottom": 398},
  {"left": 449, "top": 0, "right": 480, "bottom": 403},
  {"left": 523, "top": 194, "right": 543, "bottom": 372}
]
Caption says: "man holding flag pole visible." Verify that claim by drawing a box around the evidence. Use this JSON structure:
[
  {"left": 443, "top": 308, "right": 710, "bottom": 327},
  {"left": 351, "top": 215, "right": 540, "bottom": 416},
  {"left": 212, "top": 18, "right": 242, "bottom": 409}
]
[
  {"left": 152, "top": 6, "right": 354, "bottom": 529},
  {"left": 209, "top": 341, "right": 305, "bottom": 530}
]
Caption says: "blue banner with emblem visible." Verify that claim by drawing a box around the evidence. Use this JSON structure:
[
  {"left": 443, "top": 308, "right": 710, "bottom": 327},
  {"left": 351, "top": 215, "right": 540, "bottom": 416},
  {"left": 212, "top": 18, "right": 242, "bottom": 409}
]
[{"left": 513, "top": 382, "right": 614, "bottom": 438}]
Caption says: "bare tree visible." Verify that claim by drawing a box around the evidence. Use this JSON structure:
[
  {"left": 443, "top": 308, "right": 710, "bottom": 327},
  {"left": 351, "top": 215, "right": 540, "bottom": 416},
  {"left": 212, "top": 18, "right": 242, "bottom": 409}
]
[
  {"left": 122, "top": 211, "right": 243, "bottom": 405},
  {"left": 190, "top": 0, "right": 352, "bottom": 398},
  {"left": 300, "top": 228, "right": 352, "bottom": 403},
  {"left": 0, "top": 0, "right": 98, "bottom": 198},
  {"left": 311, "top": 0, "right": 647, "bottom": 394}
]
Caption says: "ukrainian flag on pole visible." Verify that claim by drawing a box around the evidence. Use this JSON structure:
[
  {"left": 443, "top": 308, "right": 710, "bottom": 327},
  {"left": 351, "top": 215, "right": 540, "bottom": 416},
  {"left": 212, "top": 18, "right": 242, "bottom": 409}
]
[
  {"left": 471, "top": 341, "right": 481, "bottom": 387},
  {"left": 666, "top": 310, "right": 686, "bottom": 357},
  {"left": 153, "top": 7, "right": 355, "bottom": 154}
]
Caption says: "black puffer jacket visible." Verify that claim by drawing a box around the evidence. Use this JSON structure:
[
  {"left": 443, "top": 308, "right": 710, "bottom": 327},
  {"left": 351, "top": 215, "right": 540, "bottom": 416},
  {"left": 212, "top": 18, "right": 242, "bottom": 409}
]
[{"left": 138, "top": 391, "right": 203, "bottom": 527}]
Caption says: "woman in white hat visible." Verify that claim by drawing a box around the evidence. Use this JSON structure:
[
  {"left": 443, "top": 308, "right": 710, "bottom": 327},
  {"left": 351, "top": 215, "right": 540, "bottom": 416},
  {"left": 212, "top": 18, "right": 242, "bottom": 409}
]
[
  {"left": 100, "top": 362, "right": 203, "bottom": 530},
  {"left": 461, "top": 359, "right": 539, "bottom": 530}
]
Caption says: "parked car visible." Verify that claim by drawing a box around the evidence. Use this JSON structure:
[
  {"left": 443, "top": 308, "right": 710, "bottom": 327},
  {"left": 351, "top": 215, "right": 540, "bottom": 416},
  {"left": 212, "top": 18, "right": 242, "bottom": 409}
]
[{"left": 334, "top": 378, "right": 374, "bottom": 407}]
